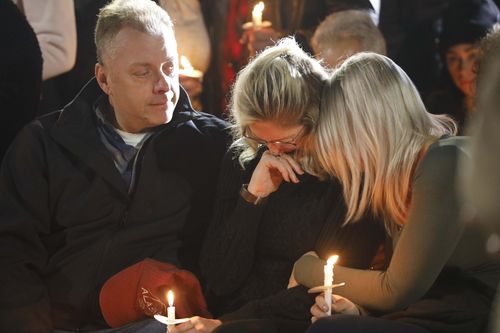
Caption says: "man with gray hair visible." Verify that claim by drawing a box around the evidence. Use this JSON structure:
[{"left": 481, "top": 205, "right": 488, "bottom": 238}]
[
  {"left": 0, "top": 0, "right": 229, "bottom": 332},
  {"left": 311, "top": 9, "right": 387, "bottom": 68}
]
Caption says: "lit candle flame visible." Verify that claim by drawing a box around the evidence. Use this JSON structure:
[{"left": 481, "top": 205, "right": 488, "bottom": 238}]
[
  {"left": 327, "top": 255, "right": 339, "bottom": 266},
  {"left": 167, "top": 290, "right": 174, "bottom": 307},
  {"left": 252, "top": 2, "right": 265, "bottom": 28}
]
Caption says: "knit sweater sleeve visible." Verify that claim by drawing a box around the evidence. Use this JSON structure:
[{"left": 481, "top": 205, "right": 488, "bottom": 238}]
[
  {"left": 295, "top": 141, "right": 467, "bottom": 313},
  {"left": 200, "top": 148, "right": 268, "bottom": 297}
]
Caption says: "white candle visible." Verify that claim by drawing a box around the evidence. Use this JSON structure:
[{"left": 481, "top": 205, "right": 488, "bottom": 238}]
[
  {"left": 324, "top": 255, "right": 338, "bottom": 315},
  {"left": 179, "top": 56, "right": 203, "bottom": 79},
  {"left": 252, "top": 2, "right": 265, "bottom": 29},
  {"left": 167, "top": 290, "right": 175, "bottom": 323}
]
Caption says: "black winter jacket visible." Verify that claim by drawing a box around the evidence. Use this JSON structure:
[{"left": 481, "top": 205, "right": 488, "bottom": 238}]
[{"left": 0, "top": 79, "right": 229, "bottom": 332}]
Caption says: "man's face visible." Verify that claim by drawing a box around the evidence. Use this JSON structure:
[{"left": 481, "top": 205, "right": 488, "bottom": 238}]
[{"left": 96, "top": 27, "right": 179, "bottom": 133}]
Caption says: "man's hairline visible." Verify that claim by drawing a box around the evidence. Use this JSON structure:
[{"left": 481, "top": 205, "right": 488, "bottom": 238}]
[{"left": 97, "top": 24, "right": 175, "bottom": 66}]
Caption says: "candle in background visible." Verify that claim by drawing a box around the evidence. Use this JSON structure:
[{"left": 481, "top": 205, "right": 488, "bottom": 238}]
[
  {"left": 323, "top": 255, "right": 338, "bottom": 315},
  {"left": 167, "top": 290, "right": 175, "bottom": 323},
  {"left": 252, "top": 2, "right": 265, "bottom": 29},
  {"left": 179, "top": 56, "right": 203, "bottom": 79}
]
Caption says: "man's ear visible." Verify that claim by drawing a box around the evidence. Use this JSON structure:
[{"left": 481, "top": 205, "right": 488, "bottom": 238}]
[{"left": 95, "top": 63, "right": 110, "bottom": 95}]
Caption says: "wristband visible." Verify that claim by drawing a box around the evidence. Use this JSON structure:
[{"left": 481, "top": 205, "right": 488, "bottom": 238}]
[{"left": 239, "top": 184, "right": 267, "bottom": 205}]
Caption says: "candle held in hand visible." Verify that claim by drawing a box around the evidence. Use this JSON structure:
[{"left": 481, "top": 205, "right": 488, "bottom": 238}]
[
  {"left": 323, "top": 255, "right": 338, "bottom": 316},
  {"left": 167, "top": 290, "right": 175, "bottom": 323}
]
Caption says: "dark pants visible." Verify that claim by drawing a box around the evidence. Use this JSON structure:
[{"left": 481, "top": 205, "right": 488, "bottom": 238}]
[
  {"left": 306, "top": 315, "right": 431, "bottom": 333},
  {"left": 213, "top": 318, "right": 309, "bottom": 333},
  {"left": 54, "top": 318, "right": 165, "bottom": 333}
]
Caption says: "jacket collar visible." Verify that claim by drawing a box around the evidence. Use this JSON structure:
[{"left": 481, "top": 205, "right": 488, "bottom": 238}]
[{"left": 48, "top": 78, "right": 196, "bottom": 200}]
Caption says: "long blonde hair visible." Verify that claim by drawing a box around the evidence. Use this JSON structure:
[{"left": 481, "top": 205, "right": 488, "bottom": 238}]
[
  {"left": 230, "top": 37, "right": 327, "bottom": 168},
  {"left": 313, "top": 53, "right": 456, "bottom": 233}
]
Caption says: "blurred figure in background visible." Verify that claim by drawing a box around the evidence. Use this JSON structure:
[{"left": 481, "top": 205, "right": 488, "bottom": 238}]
[
  {"left": 376, "top": 0, "right": 449, "bottom": 98},
  {"left": 0, "top": 0, "right": 42, "bottom": 161},
  {"left": 427, "top": 0, "right": 499, "bottom": 133},
  {"left": 40, "top": 0, "right": 110, "bottom": 114},
  {"left": 201, "top": 0, "right": 373, "bottom": 117},
  {"left": 464, "top": 24, "right": 500, "bottom": 235},
  {"left": 12, "top": 0, "right": 77, "bottom": 80},
  {"left": 311, "top": 9, "right": 386, "bottom": 68},
  {"left": 461, "top": 24, "right": 500, "bottom": 333}
]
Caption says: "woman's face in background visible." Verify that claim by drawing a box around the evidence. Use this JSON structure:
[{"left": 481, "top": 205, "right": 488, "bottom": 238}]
[{"left": 445, "top": 43, "right": 480, "bottom": 98}]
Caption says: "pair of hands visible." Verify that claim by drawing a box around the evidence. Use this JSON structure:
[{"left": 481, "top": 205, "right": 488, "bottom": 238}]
[
  {"left": 287, "top": 252, "right": 361, "bottom": 322},
  {"left": 247, "top": 150, "right": 304, "bottom": 198}
]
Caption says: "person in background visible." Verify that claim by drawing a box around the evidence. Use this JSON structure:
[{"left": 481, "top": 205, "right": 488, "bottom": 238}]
[
  {"left": 427, "top": 0, "right": 499, "bottom": 133},
  {"left": 12, "top": 0, "right": 77, "bottom": 80},
  {"left": 0, "top": 0, "right": 42, "bottom": 161},
  {"left": 461, "top": 24, "right": 500, "bottom": 333},
  {"left": 40, "top": 0, "right": 109, "bottom": 115},
  {"left": 170, "top": 38, "right": 385, "bottom": 333},
  {"left": 294, "top": 52, "right": 499, "bottom": 333},
  {"left": 311, "top": 9, "right": 386, "bottom": 68},
  {"left": 201, "top": 0, "right": 373, "bottom": 117},
  {"left": 0, "top": 0, "right": 229, "bottom": 332},
  {"left": 463, "top": 23, "right": 500, "bottom": 239}
]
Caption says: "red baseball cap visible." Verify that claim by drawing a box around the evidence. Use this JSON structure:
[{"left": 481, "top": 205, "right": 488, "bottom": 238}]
[{"left": 99, "top": 258, "right": 211, "bottom": 327}]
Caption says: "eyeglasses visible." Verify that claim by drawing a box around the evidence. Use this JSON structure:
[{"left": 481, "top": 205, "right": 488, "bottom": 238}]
[{"left": 243, "top": 128, "right": 304, "bottom": 151}]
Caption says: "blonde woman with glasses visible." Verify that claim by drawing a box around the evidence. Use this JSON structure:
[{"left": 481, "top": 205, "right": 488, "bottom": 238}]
[
  {"left": 193, "top": 39, "right": 385, "bottom": 333},
  {"left": 293, "top": 52, "right": 499, "bottom": 333}
]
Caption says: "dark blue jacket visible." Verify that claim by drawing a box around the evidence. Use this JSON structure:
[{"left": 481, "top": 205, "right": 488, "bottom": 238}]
[{"left": 0, "top": 78, "right": 230, "bottom": 332}]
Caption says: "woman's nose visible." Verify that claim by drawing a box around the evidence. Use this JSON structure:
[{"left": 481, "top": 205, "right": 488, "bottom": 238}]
[{"left": 267, "top": 143, "right": 283, "bottom": 156}]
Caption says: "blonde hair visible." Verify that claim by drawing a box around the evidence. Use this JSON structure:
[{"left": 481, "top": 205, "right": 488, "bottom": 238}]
[
  {"left": 230, "top": 37, "right": 328, "bottom": 168},
  {"left": 313, "top": 52, "right": 456, "bottom": 233},
  {"left": 95, "top": 0, "right": 173, "bottom": 64},
  {"left": 312, "top": 10, "right": 387, "bottom": 58}
]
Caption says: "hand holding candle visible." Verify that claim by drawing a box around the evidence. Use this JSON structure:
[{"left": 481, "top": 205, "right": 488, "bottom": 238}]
[
  {"left": 323, "top": 255, "right": 338, "bottom": 316},
  {"left": 153, "top": 290, "right": 189, "bottom": 330}
]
